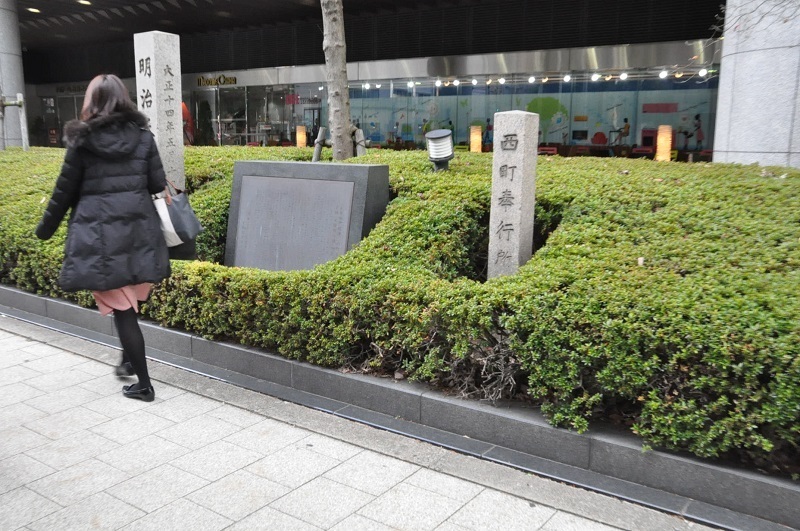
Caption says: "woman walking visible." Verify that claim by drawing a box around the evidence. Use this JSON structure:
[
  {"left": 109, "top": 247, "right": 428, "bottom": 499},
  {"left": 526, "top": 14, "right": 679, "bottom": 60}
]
[{"left": 36, "top": 74, "right": 171, "bottom": 402}]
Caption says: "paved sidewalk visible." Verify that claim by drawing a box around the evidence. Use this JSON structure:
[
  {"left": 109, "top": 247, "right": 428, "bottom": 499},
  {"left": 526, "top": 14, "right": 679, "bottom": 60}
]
[{"left": 0, "top": 315, "right": 714, "bottom": 531}]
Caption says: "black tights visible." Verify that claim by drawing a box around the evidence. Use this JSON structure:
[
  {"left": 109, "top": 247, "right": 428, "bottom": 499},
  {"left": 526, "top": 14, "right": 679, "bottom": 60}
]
[{"left": 114, "top": 307, "right": 151, "bottom": 388}]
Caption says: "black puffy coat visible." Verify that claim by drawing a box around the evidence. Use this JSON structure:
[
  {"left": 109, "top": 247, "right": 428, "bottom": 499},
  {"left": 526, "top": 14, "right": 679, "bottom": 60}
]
[{"left": 35, "top": 110, "right": 171, "bottom": 292}]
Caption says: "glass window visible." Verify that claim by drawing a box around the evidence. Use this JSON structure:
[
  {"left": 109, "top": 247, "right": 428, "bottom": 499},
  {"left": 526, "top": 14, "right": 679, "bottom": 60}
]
[
  {"left": 57, "top": 96, "right": 78, "bottom": 124},
  {"left": 192, "top": 89, "right": 217, "bottom": 146},
  {"left": 246, "top": 86, "right": 269, "bottom": 145},
  {"left": 183, "top": 67, "right": 717, "bottom": 151},
  {"left": 218, "top": 87, "right": 247, "bottom": 145}
]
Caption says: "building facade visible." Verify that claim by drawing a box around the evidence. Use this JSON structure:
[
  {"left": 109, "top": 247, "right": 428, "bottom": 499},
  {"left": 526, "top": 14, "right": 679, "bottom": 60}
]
[
  {"left": 28, "top": 40, "right": 720, "bottom": 152},
  {"left": 11, "top": 0, "right": 791, "bottom": 165}
]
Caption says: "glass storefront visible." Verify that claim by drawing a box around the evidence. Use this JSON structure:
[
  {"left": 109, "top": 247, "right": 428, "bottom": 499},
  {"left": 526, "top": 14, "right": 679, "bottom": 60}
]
[
  {"left": 343, "top": 74, "right": 718, "bottom": 151},
  {"left": 27, "top": 41, "right": 720, "bottom": 152},
  {"left": 183, "top": 72, "right": 717, "bottom": 150},
  {"left": 187, "top": 85, "right": 322, "bottom": 146}
]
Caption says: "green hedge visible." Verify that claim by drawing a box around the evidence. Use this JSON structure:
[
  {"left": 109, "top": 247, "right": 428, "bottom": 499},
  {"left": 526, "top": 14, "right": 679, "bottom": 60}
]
[{"left": 2, "top": 146, "right": 799, "bottom": 477}]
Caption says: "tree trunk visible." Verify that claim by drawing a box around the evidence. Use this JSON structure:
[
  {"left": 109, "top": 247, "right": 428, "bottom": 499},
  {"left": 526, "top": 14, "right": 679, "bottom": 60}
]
[{"left": 320, "top": 0, "right": 353, "bottom": 160}]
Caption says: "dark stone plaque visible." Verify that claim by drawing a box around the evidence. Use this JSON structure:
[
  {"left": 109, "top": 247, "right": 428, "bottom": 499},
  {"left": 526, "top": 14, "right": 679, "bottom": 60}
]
[{"left": 226, "top": 161, "right": 390, "bottom": 271}]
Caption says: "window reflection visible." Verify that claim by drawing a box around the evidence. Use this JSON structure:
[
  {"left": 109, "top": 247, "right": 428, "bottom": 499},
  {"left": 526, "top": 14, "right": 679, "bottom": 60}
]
[
  {"left": 218, "top": 87, "right": 246, "bottom": 145},
  {"left": 182, "top": 72, "right": 717, "bottom": 150}
]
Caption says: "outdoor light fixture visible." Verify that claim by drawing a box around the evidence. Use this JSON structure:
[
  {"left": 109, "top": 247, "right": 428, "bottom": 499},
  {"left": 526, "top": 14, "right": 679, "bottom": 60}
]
[
  {"left": 78, "top": 0, "right": 92, "bottom": 5},
  {"left": 542, "top": 76, "right": 548, "bottom": 83},
  {"left": 318, "top": 86, "right": 324, "bottom": 91},
  {"left": 425, "top": 129, "right": 454, "bottom": 171},
  {"left": 435, "top": 79, "right": 442, "bottom": 87},
  {"left": 27, "top": 7, "right": 40, "bottom": 12},
  {"left": 528, "top": 76, "right": 535, "bottom": 83},
  {"left": 296, "top": 125, "right": 307, "bottom": 148},
  {"left": 498, "top": 78, "right": 506, "bottom": 84},
  {"left": 363, "top": 83, "right": 370, "bottom": 89},
  {"left": 407, "top": 81, "right": 414, "bottom": 88},
  {"left": 619, "top": 72, "right": 628, "bottom": 80},
  {"left": 375, "top": 84, "right": 381, "bottom": 88},
  {"left": 563, "top": 74, "right": 571, "bottom": 82},
  {"left": 675, "top": 72, "right": 684, "bottom": 78},
  {"left": 659, "top": 70, "right": 668, "bottom": 79},
  {"left": 470, "top": 126, "right": 482, "bottom": 152},
  {"left": 699, "top": 68, "right": 708, "bottom": 77},
  {"left": 486, "top": 78, "right": 493, "bottom": 85},
  {"left": 605, "top": 74, "right": 613, "bottom": 81},
  {"left": 591, "top": 73, "right": 600, "bottom": 81},
  {"left": 655, "top": 125, "right": 672, "bottom": 161},
  {"left": 471, "top": 79, "right": 478, "bottom": 85},
  {"left": 453, "top": 79, "right": 460, "bottom": 86}
]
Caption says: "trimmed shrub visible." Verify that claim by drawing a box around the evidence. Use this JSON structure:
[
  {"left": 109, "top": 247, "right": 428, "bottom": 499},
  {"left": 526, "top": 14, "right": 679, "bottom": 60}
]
[{"left": 2, "top": 146, "right": 799, "bottom": 477}]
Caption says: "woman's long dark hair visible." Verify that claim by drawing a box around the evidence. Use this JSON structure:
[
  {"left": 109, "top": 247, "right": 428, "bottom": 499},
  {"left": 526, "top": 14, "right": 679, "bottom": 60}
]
[{"left": 80, "top": 74, "right": 137, "bottom": 121}]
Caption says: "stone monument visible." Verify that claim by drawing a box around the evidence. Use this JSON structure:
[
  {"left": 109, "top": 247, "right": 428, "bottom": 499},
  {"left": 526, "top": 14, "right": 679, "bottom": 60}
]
[
  {"left": 133, "top": 31, "right": 185, "bottom": 189},
  {"left": 488, "top": 111, "right": 538, "bottom": 278},
  {"left": 226, "top": 161, "right": 390, "bottom": 271}
]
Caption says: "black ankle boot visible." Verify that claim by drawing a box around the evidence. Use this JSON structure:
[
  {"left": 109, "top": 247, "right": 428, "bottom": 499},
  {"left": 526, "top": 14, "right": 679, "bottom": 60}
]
[
  {"left": 122, "top": 383, "right": 155, "bottom": 402},
  {"left": 115, "top": 362, "right": 134, "bottom": 378}
]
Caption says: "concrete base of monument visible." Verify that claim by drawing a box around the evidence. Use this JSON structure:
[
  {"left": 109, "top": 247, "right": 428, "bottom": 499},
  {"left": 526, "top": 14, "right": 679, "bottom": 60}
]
[{"left": 0, "top": 285, "right": 796, "bottom": 530}]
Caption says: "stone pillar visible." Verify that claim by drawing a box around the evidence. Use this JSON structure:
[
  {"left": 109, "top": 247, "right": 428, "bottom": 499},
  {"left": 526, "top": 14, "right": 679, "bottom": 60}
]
[
  {"left": 0, "top": 0, "right": 25, "bottom": 147},
  {"left": 488, "top": 111, "right": 538, "bottom": 279},
  {"left": 134, "top": 31, "right": 185, "bottom": 189},
  {"left": 714, "top": 0, "right": 800, "bottom": 168}
]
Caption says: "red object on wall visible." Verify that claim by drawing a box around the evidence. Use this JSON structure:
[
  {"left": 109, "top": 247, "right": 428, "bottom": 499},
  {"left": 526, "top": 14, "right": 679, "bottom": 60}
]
[
  {"left": 642, "top": 128, "right": 657, "bottom": 146},
  {"left": 642, "top": 103, "right": 678, "bottom": 113},
  {"left": 642, "top": 128, "right": 676, "bottom": 148},
  {"left": 181, "top": 102, "right": 195, "bottom": 145},
  {"left": 632, "top": 147, "right": 654, "bottom": 153},
  {"left": 285, "top": 94, "right": 300, "bottom": 105}
]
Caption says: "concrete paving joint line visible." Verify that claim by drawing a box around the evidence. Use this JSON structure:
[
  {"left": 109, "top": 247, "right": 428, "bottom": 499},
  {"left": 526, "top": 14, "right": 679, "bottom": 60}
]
[{"left": 0, "top": 285, "right": 797, "bottom": 531}]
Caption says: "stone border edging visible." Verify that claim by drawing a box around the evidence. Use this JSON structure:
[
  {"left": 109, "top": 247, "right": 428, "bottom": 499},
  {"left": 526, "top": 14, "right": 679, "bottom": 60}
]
[{"left": 0, "top": 285, "right": 796, "bottom": 530}]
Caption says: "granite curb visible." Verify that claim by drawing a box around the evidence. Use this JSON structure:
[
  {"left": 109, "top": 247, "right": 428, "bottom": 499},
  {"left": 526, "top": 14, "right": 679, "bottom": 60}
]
[{"left": 0, "top": 285, "right": 797, "bottom": 530}]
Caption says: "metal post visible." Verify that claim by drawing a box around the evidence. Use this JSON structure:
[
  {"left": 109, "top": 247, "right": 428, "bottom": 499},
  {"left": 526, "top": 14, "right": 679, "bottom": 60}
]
[
  {"left": 312, "top": 126, "right": 327, "bottom": 162},
  {"left": 354, "top": 128, "right": 367, "bottom": 156},
  {"left": 0, "top": 92, "right": 29, "bottom": 151},
  {"left": 0, "top": 100, "right": 5, "bottom": 151},
  {"left": 17, "top": 93, "right": 29, "bottom": 151}
]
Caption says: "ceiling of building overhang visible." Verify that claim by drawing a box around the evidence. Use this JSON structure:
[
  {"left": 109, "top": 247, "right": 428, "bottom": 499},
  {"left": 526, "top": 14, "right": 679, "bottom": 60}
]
[{"left": 16, "top": 0, "right": 460, "bottom": 50}]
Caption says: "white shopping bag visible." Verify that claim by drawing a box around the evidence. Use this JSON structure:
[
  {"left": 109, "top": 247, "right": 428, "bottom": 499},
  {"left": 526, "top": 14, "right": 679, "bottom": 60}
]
[{"left": 153, "top": 196, "right": 185, "bottom": 247}]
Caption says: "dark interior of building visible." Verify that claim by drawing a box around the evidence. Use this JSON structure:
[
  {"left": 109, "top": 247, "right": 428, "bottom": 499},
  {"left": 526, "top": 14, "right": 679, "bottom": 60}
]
[{"left": 18, "top": 0, "right": 722, "bottom": 83}]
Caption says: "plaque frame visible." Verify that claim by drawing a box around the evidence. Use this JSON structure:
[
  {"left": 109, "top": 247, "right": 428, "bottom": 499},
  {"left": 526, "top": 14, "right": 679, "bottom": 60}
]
[{"left": 225, "top": 161, "right": 391, "bottom": 271}]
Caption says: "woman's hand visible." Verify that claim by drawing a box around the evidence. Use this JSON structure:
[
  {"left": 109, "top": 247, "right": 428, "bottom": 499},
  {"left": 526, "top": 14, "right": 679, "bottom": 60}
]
[{"left": 164, "top": 186, "right": 172, "bottom": 205}]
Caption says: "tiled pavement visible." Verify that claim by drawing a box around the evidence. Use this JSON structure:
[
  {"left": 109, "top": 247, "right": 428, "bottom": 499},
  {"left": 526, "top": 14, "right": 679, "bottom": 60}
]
[{"left": 0, "top": 315, "right": 715, "bottom": 531}]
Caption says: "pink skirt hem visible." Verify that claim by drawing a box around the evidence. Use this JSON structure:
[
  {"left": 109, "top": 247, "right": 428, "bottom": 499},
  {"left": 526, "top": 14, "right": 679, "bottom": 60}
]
[{"left": 93, "top": 283, "right": 153, "bottom": 316}]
